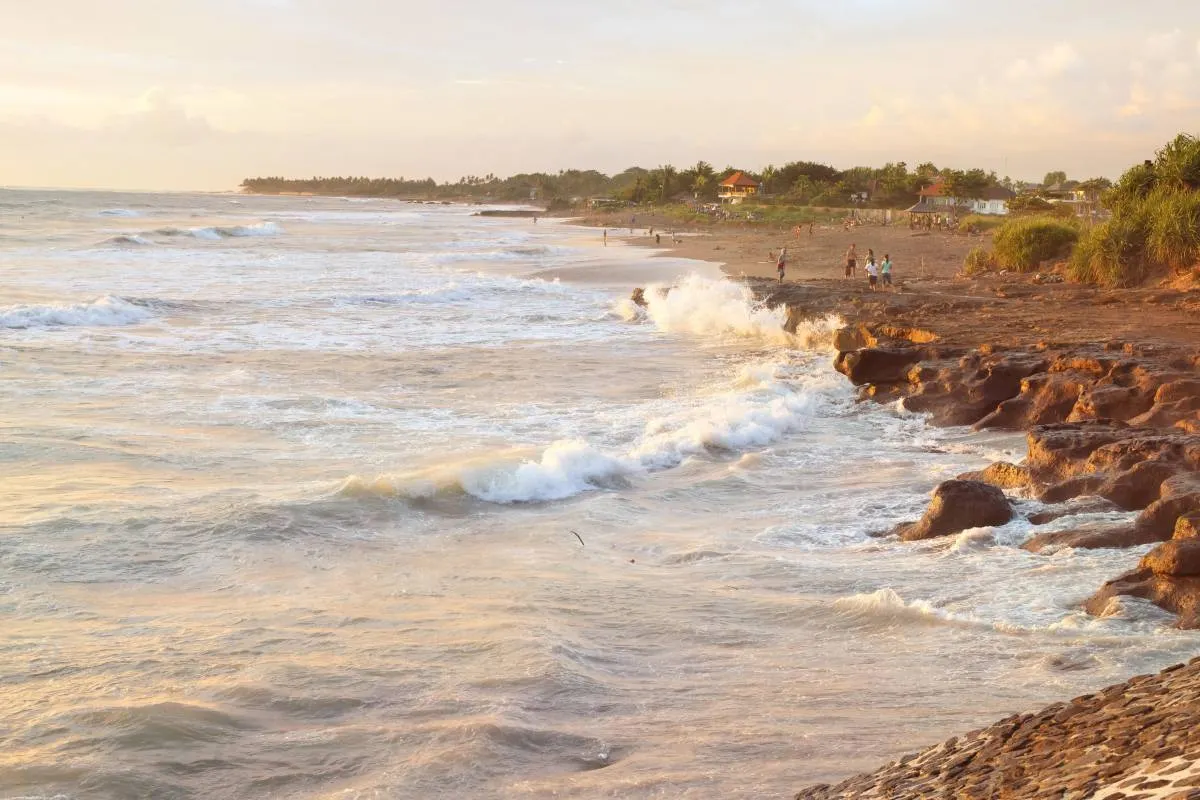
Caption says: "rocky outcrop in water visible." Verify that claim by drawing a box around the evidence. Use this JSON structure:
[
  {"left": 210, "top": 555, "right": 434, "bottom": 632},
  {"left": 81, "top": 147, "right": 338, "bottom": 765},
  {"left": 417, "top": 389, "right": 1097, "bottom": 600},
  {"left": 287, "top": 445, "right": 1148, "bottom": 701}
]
[
  {"left": 754, "top": 276, "right": 1200, "bottom": 627},
  {"left": 830, "top": 328, "right": 1200, "bottom": 627},
  {"left": 890, "top": 480, "right": 1013, "bottom": 541},
  {"left": 795, "top": 657, "right": 1200, "bottom": 800}
]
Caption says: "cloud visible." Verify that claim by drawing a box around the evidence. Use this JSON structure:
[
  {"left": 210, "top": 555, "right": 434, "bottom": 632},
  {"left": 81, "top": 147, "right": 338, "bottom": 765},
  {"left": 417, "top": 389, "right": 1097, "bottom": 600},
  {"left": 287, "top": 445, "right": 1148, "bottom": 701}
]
[{"left": 1006, "top": 42, "right": 1080, "bottom": 79}]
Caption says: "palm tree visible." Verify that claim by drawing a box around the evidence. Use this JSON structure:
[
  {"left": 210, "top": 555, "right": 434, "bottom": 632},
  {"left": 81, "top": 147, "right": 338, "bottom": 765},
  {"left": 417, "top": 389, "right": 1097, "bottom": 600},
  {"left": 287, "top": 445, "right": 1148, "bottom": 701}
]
[
  {"left": 659, "top": 164, "right": 677, "bottom": 202},
  {"left": 760, "top": 164, "right": 777, "bottom": 195}
]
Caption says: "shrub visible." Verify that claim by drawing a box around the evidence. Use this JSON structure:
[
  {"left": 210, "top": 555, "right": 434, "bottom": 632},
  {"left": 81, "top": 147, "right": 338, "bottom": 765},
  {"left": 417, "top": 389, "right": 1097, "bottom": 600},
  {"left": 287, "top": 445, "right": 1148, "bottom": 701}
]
[
  {"left": 991, "top": 216, "right": 1079, "bottom": 272},
  {"left": 1072, "top": 132, "right": 1200, "bottom": 286},
  {"left": 963, "top": 246, "right": 997, "bottom": 275},
  {"left": 1146, "top": 187, "right": 1200, "bottom": 272},
  {"left": 1069, "top": 213, "right": 1150, "bottom": 287},
  {"left": 959, "top": 214, "right": 1005, "bottom": 233}
]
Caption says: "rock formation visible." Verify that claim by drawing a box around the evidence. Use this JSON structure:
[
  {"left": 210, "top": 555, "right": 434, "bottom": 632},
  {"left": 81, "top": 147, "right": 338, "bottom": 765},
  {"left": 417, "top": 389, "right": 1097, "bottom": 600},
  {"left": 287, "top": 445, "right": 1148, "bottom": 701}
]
[{"left": 795, "top": 658, "right": 1200, "bottom": 799}]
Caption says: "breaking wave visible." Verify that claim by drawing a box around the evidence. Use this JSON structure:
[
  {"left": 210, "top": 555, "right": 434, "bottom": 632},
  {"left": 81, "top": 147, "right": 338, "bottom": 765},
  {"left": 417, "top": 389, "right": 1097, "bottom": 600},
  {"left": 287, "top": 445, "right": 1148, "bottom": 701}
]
[
  {"left": 627, "top": 274, "right": 841, "bottom": 348},
  {"left": 97, "top": 208, "right": 142, "bottom": 217},
  {"left": 0, "top": 296, "right": 154, "bottom": 329},
  {"left": 341, "top": 357, "right": 826, "bottom": 504},
  {"left": 153, "top": 222, "right": 282, "bottom": 240},
  {"left": 101, "top": 234, "right": 152, "bottom": 246}
]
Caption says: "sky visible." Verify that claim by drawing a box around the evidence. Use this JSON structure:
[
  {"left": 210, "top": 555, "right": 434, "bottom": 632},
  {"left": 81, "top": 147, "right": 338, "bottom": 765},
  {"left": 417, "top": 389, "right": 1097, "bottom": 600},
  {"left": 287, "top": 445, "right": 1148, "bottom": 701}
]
[{"left": 3, "top": 0, "right": 1200, "bottom": 191}]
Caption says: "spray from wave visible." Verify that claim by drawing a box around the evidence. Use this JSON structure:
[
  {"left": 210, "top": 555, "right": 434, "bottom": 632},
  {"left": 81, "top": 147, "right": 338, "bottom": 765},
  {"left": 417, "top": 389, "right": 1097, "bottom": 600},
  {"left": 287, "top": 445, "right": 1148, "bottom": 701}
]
[{"left": 621, "top": 274, "right": 841, "bottom": 349}]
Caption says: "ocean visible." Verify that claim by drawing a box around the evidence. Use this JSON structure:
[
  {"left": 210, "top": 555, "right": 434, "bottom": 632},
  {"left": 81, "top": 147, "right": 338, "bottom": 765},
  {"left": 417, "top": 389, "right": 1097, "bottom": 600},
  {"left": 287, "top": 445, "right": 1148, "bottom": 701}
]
[{"left": 0, "top": 188, "right": 1196, "bottom": 799}]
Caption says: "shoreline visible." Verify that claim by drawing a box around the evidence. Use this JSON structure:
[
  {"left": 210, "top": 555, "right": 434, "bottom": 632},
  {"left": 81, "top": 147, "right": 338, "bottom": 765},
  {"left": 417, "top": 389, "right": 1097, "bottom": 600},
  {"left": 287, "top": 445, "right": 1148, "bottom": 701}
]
[{"left": 619, "top": 220, "right": 1200, "bottom": 796}]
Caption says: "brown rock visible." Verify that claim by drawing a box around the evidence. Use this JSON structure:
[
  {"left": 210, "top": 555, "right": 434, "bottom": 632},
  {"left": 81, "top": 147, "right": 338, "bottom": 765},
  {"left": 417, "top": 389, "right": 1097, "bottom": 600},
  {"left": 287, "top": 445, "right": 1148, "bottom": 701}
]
[
  {"left": 895, "top": 480, "right": 1013, "bottom": 542},
  {"left": 1142, "top": 540, "right": 1200, "bottom": 577},
  {"left": 1070, "top": 385, "right": 1155, "bottom": 423},
  {"left": 835, "top": 346, "right": 924, "bottom": 386},
  {"left": 1174, "top": 513, "right": 1200, "bottom": 540},
  {"left": 958, "top": 461, "right": 1031, "bottom": 490},
  {"left": 1086, "top": 568, "right": 1200, "bottom": 628},
  {"left": 1100, "top": 460, "right": 1183, "bottom": 510},
  {"left": 1022, "top": 524, "right": 1144, "bottom": 553},
  {"left": 1028, "top": 497, "right": 1122, "bottom": 525}
]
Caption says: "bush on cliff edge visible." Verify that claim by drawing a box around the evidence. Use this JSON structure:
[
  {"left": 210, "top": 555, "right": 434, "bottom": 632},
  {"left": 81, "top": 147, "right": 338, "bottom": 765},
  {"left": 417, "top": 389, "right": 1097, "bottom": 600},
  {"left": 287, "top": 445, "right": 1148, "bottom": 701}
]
[
  {"left": 1070, "top": 133, "right": 1200, "bottom": 287},
  {"left": 991, "top": 216, "right": 1079, "bottom": 272}
]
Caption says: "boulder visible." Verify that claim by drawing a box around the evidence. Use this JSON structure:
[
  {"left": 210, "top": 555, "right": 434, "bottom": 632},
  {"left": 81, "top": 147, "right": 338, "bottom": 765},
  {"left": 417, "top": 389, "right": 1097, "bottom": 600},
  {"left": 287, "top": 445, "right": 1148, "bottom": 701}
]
[
  {"left": 1086, "top": 568, "right": 1200, "bottom": 628},
  {"left": 832, "top": 325, "right": 875, "bottom": 352},
  {"left": 1022, "top": 524, "right": 1145, "bottom": 553},
  {"left": 1025, "top": 422, "right": 1133, "bottom": 484},
  {"left": 1026, "top": 496, "right": 1122, "bottom": 525},
  {"left": 1129, "top": 473, "right": 1200, "bottom": 542},
  {"left": 957, "top": 461, "right": 1031, "bottom": 490},
  {"left": 894, "top": 480, "right": 1013, "bottom": 542},
  {"left": 1174, "top": 512, "right": 1200, "bottom": 540},
  {"left": 835, "top": 346, "right": 923, "bottom": 386},
  {"left": 1141, "top": 540, "right": 1200, "bottom": 577},
  {"left": 1068, "top": 385, "right": 1154, "bottom": 423},
  {"left": 1097, "top": 459, "right": 1181, "bottom": 510}
]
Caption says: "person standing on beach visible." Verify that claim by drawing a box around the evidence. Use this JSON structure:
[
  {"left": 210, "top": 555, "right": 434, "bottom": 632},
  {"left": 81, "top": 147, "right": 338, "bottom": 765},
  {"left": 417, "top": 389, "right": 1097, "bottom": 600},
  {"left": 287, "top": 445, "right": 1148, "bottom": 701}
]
[
  {"left": 881, "top": 253, "right": 893, "bottom": 288},
  {"left": 845, "top": 243, "right": 857, "bottom": 278},
  {"left": 776, "top": 247, "right": 788, "bottom": 282},
  {"left": 603, "top": 229, "right": 608, "bottom": 246},
  {"left": 865, "top": 254, "right": 879, "bottom": 291}
]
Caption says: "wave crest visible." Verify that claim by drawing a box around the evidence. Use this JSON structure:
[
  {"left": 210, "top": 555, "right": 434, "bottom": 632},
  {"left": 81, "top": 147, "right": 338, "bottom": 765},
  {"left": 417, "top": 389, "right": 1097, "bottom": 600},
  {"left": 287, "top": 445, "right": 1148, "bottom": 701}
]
[{"left": 0, "top": 296, "right": 154, "bottom": 329}]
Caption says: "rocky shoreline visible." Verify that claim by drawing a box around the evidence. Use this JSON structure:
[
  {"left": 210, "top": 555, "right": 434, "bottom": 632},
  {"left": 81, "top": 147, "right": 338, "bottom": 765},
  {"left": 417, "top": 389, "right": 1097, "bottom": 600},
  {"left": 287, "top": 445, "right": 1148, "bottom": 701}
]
[
  {"left": 747, "top": 275, "right": 1200, "bottom": 629},
  {"left": 740, "top": 274, "right": 1200, "bottom": 798},
  {"left": 795, "top": 656, "right": 1200, "bottom": 800}
]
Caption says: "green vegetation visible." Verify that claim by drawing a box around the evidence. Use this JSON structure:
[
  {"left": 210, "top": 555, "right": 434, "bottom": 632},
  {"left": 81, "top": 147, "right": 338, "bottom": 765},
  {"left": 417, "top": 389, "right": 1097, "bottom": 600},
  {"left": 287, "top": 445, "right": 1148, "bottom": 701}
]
[
  {"left": 1069, "top": 133, "right": 1200, "bottom": 286},
  {"left": 959, "top": 214, "right": 1006, "bottom": 233},
  {"left": 963, "top": 246, "right": 997, "bottom": 276},
  {"left": 241, "top": 158, "right": 1009, "bottom": 211},
  {"left": 991, "top": 216, "right": 1080, "bottom": 272}
]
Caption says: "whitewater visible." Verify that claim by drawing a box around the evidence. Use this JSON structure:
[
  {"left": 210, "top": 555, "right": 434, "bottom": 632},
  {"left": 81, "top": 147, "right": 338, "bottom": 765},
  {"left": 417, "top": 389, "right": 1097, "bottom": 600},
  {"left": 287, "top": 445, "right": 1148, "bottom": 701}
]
[{"left": 1, "top": 187, "right": 1197, "bottom": 799}]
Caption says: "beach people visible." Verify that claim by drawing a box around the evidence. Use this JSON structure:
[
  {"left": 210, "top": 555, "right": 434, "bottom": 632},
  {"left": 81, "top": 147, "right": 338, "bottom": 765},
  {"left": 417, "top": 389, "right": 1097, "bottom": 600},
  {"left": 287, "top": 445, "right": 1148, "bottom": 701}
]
[
  {"left": 655, "top": 233, "right": 661, "bottom": 244},
  {"left": 776, "top": 247, "right": 788, "bottom": 282},
  {"left": 881, "top": 253, "right": 893, "bottom": 288},
  {"left": 865, "top": 254, "right": 879, "bottom": 291},
  {"left": 603, "top": 229, "right": 608, "bottom": 246},
  {"left": 845, "top": 243, "right": 857, "bottom": 277}
]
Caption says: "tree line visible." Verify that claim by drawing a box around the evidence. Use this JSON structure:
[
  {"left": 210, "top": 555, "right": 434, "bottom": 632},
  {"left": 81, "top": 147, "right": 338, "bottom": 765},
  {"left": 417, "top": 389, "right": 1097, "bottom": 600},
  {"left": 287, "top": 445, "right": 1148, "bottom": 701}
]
[{"left": 240, "top": 162, "right": 1109, "bottom": 209}]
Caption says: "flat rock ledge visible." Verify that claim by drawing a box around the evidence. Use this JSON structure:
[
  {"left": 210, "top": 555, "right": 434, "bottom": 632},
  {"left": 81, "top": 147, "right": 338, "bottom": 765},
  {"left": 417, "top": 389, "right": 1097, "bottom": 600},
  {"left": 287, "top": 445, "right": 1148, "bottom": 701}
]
[{"left": 795, "top": 657, "right": 1200, "bottom": 800}]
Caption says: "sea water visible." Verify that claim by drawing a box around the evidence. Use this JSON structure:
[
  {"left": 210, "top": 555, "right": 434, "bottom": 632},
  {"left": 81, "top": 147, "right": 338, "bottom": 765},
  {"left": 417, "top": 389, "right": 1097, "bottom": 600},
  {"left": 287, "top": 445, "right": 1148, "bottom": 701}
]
[{"left": 0, "top": 188, "right": 1195, "bottom": 799}]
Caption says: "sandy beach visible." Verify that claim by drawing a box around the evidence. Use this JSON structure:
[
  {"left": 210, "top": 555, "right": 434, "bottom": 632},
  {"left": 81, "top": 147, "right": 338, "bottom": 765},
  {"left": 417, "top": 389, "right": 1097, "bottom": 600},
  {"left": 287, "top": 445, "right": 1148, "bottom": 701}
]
[{"left": 576, "top": 210, "right": 979, "bottom": 282}]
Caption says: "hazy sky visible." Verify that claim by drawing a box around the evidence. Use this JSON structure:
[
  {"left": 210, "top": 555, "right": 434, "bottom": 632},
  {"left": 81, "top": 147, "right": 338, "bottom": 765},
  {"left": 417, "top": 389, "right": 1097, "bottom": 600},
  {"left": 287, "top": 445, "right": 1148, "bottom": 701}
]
[{"left": 3, "top": 0, "right": 1199, "bottom": 190}]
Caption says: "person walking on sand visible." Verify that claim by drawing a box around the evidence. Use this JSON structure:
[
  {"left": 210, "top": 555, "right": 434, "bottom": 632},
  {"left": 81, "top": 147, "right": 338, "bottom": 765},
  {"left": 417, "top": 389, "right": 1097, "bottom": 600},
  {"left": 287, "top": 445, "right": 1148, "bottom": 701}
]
[
  {"left": 845, "top": 243, "right": 858, "bottom": 278},
  {"left": 776, "top": 247, "right": 788, "bottom": 282},
  {"left": 865, "top": 254, "right": 879, "bottom": 291},
  {"left": 881, "top": 253, "right": 893, "bottom": 289},
  {"left": 603, "top": 229, "right": 608, "bottom": 246}
]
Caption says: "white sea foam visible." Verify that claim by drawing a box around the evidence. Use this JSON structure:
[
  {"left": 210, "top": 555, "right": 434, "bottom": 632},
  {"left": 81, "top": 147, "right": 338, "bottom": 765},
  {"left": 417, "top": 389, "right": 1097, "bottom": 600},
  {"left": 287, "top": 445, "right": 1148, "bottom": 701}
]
[
  {"left": 833, "top": 588, "right": 961, "bottom": 625},
  {"left": 344, "top": 356, "right": 827, "bottom": 504},
  {"left": 154, "top": 222, "right": 282, "bottom": 240},
  {"left": 97, "top": 208, "right": 141, "bottom": 217},
  {"left": 634, "top": 274, "right": 841, "bottom": 348},
  {"left": 0, "top": 296, "right": 153, "bottom": 329}
]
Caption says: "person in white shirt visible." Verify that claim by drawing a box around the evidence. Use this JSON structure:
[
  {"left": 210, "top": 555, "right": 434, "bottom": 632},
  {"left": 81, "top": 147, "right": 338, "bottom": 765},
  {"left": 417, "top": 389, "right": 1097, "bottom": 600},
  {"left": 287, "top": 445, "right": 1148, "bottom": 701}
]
[{"left": 865, "top": 257, "right": 879, "bottom": 291}]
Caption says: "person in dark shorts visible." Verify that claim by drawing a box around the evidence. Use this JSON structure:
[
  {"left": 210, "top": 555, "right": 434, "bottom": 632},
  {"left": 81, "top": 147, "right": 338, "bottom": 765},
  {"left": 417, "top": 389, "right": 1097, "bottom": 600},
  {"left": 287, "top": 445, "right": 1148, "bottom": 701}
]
[
  {"left": 776, "top": 247, "right": 788, "bottom": 282},
  {"left": 881, "top": 254, "right": 893, "bottom": 287},
  {"left": 844, "top": 243, "right": 857, "bottom": 277}
]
